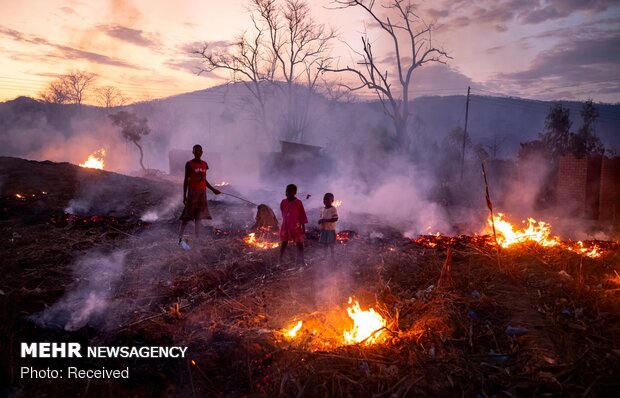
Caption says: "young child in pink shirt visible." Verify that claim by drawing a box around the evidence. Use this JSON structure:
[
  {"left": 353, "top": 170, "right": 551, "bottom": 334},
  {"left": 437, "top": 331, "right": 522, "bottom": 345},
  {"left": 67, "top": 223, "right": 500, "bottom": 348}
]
[{"left": 279, "top": 184, "right": 308, "bottom": 265}]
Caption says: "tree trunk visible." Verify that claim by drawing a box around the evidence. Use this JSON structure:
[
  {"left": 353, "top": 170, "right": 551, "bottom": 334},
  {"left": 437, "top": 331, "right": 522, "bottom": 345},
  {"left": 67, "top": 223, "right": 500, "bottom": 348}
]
[
  {"left": 134, "top": 141, "right": 146, "bottom": 171},
  {"left": 393, "top": 114, "right": 410, "bottom": 153}
]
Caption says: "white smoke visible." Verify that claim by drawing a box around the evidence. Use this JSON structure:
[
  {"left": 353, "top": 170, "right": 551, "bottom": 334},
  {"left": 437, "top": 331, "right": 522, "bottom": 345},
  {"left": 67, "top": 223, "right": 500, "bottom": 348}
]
[
  {"left": 34, "top": 251, "right": 126, "bottom": 331},
  {"left": 140, "top": 195, "right": 180, "bottom": 222}
]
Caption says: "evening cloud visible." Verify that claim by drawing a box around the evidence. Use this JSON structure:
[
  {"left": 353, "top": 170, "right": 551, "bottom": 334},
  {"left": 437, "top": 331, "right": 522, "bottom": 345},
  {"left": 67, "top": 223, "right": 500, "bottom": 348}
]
[
  {"left": 0, "top": 24, "right": 144, "bottom": 70},
  {"left": 98, "top": 24, "right": 161, "bottom": 47}
]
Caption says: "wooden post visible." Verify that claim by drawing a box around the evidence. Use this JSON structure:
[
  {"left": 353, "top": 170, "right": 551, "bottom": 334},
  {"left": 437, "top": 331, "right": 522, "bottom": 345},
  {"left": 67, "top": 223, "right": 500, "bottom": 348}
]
[{"left": 482, "top": 162, "right": 501, "bottom": 267}]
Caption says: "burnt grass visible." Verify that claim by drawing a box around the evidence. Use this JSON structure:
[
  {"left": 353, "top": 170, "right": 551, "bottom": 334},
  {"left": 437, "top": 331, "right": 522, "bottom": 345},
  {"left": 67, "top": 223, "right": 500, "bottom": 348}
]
[{"left": 1, "top": 157, "right": 620, "bottom": 397}]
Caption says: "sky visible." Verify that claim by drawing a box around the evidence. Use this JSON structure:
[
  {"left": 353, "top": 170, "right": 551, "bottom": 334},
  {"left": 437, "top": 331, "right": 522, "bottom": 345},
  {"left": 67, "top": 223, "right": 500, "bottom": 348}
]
[{"left": 1, "top": 0, "right": 619, "bottom": 104}]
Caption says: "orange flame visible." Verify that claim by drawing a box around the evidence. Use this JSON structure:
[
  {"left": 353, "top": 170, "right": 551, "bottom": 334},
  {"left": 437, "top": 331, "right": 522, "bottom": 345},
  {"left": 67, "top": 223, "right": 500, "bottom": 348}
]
[
  {"left": 343, "top": 298, "right": 387, "bottom": 345},
  {"left": 488, "top": 213, "right": 603, "bottom": 258},
  {"left": 489, "top": 213, "right": 559, "bottom": 248},
  {"left": 214, "top": 181, "right": 230, "bottom": 187},
  {"left": 284, "top": 320, "right": 303, "bottom": 338},
  {"left": 567, "top": 241, "right": 602, "bottom": 258},
  {"left": 333, "top": 200, "right": 342, "bottom": 208},
  {"left": 280, "top": 298, "right": 389, "bottom": 347},
  {"left": 336, "top": 232, "right": 349, "bottom": 242},
  {"left": 243, "top": 232, "right": 279, "bottom": 249},
  {"left": 80, "top": 149, "right": 106, "bottom": 170}
]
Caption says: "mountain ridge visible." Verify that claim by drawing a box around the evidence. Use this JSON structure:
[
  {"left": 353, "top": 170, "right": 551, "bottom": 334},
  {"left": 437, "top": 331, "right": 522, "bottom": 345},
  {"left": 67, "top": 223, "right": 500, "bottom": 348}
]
[{"left": 1, "top": 83, "right": 619, "bottom": 164}]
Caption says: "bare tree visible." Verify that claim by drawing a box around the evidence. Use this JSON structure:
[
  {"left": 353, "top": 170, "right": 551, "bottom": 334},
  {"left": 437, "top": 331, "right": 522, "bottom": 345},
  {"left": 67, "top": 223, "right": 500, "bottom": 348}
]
[
  {"left": 194, "top": 25, "right": 275, "bottom": 138},
  {"left": 108, "top": 111, "right": 150, "bottom": 171},
  {"left": 194, "top": 0, "right": 334, "bottom": 143},
  {"left": 480, "top": 133, "right": 508, "bottom": 160},
  {"left": 320, "top": 74, "right": 357, "bottom": 103},
  {"left": 254, "top": 0, "right": 335, "bottom": 141},
  {"left": 96, "top": 85, "right": 126, "bottom": 108},
  {"left": 39, "top": 70, "right": 97, "bottom": 106},
  {"left": 40, "top": 79, "right": 71, "bottom": 104},
  {"left": 65, "top": 70, "right": 96, "bottom": 105},
  {"left": 322, "top": 0, "right": 450, "bottom": 149}
]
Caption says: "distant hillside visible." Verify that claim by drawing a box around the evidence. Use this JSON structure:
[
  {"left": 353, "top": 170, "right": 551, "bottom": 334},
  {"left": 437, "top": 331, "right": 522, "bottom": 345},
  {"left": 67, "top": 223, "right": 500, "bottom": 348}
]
[
  {"left": 409, "top": 95, "right": 620, "bottom": 156},
  {"left": 151, "top": 83, "right": 620, "bottom": 155},
  {"left": 1, "top": 86, "right": 619, "bottom": 167}
]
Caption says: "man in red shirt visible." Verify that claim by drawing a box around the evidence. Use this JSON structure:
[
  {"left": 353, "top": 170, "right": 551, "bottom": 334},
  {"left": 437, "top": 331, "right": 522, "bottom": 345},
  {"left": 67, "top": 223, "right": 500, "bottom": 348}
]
[
  {"left": 279, "top": 184, "right": 308, "bottom": 265},
  {"left": 178, "top": 144, "right": 220, "bottom": 249}
]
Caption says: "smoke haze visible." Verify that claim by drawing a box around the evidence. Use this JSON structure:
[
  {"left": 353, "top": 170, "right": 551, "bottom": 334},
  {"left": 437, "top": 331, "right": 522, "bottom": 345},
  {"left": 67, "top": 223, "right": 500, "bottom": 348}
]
[{"left": 2, "top": 85, "right": 619, "bottom": 239}]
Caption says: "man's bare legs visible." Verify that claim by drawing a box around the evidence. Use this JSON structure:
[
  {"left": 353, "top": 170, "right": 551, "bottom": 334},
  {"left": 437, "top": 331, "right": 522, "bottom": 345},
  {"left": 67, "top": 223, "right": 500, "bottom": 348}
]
[
  {"left": 179, "top": 219, "right": 201, "bottom": 248},
  {"left": 178, "top": 220, "right": 189, "bottom": 243}
]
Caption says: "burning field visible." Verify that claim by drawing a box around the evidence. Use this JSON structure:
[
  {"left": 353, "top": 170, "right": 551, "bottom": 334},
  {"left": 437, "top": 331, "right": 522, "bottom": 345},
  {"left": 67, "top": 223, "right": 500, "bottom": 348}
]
[{"left": 1, "top": 157, "right": 620, "bottom": 397}]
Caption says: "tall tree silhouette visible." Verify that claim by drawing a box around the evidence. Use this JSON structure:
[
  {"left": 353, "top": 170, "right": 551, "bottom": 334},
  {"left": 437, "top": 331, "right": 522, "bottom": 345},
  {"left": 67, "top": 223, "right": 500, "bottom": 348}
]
[
  {"left": 40, "top": 70, "right": 96, "bottom": 106},
  {"left": 322, "top": 0, "right": 450, "bottom": 151},
  {"left": 108, "top": 111, "right": 150, "bottom": 171},
  {"left": 540, "top": 103, "right": 571, "bottom": 160},
  {"left": 569, "top": 99, "right": 604, "bottom": 158},
  {"left": 195, "top": 0, "right": 334, "bottom": 143}
]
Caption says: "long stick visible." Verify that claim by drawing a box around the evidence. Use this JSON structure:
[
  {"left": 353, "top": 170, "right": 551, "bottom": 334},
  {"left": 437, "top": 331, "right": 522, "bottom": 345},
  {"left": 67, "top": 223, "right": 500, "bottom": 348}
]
[
  {"left": 220, "top": 192, "right": 258, "bottom": 206},
  {"left": 460, "top": 86, "right": 471, "bottom": 181},
  {"left": 481, "top": 162, "right": 501, "bottom": 268}
]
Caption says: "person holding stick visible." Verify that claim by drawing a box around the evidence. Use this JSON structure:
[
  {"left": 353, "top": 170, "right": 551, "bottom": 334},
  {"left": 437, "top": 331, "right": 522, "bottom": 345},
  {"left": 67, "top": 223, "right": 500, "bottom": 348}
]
[{"left": 178, "top": 144, "right": 220, "bottom": 249}]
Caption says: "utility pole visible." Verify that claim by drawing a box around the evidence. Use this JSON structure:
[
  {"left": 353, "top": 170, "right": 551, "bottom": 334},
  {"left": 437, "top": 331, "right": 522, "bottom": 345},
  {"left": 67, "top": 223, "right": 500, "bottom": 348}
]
[{"left": 460, "top": 86, "right": 471, "bottom": 180}]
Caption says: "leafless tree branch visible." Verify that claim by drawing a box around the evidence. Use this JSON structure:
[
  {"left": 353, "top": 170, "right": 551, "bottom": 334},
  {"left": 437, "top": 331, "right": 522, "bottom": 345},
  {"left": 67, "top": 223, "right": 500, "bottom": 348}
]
[
  {"left": 322, "top": 0, "right": 452, "bottom": 148},
  {"left": 192, "top": 0, "right": 335, "bottom": 143},
  {"left": 96, "top": 85, "right": 126, "bottom": 108},
  {"left": 39, "top": 70, "right": 97, "bottom": 106}
]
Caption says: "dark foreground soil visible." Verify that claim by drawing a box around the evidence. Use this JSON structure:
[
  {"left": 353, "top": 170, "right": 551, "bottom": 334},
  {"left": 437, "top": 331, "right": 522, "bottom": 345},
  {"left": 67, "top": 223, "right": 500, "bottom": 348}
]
[{"left": 1, "top": 157, "right": 619, "bottom": 398}]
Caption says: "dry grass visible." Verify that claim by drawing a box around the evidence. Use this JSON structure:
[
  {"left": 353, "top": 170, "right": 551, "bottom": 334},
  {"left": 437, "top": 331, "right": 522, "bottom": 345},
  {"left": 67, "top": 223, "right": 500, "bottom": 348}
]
[{"left": 1, "top": 159, "right": 619, "bottom": 396}]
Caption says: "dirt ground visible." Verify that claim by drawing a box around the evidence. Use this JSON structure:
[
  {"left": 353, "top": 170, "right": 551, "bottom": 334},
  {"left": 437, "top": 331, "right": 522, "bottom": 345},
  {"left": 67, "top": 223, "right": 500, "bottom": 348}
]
[{"left": 1, "top": 156, "right": 619, "bottom": 398}]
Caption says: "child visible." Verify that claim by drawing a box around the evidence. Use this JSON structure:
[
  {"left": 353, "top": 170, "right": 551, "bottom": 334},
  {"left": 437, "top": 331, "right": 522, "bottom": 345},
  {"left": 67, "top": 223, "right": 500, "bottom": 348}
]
[
  {"left": 279, "top": 184, "right": 308, "bottom": 266},
  {"left": 318, "top": 192, "right": 339, "bottom": 260},
  {"left": 178, "top": 144, "right": 221, "bottom": 249}
]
